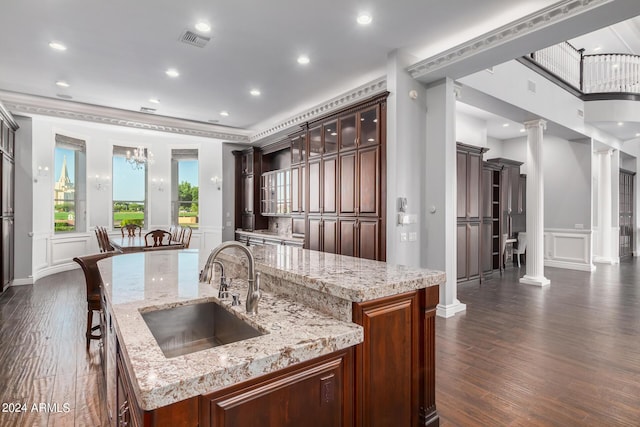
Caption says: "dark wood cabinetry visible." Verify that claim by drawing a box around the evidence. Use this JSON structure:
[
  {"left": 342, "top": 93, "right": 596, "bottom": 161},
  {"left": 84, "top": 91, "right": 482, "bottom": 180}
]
[
  {"left": 0, "top": 106, "right": 16, "bottom": 293},
  {"left": 456, "top": 144, "right": 486, "bottom": 284},
  {"left": 290, "top": 95, "right": 387, "bottom": 260},
  {"left": 234, "top": 148, "right": 267, "bottom": 232},
  {"left": 353, "top": 286, "right": 439, "bottom": 426},
  {"left": 482, "top": 163, "right": 502, "bottom": 276},
  {"left": 201, "top": 349, "right": 353, "bottom": 427}
]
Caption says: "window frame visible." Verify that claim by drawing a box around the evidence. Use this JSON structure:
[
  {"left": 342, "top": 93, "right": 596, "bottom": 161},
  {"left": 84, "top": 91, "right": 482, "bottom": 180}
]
[
  {"left": 171, "top": 149, "right": 199, "bottom": 228},
  {"left": 53, "top": 134, "right": 86, "bottom": 234}
]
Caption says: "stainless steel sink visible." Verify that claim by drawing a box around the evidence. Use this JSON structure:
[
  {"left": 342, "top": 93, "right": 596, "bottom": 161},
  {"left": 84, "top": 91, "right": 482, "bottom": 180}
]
[{"left": 141, "top": 301, "right": 265, "bottom": 358}]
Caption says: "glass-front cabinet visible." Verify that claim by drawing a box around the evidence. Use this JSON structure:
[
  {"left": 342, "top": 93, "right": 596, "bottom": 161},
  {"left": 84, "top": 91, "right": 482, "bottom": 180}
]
[{"left": 261, "top": 169, "right": 291, "bottom": 215}]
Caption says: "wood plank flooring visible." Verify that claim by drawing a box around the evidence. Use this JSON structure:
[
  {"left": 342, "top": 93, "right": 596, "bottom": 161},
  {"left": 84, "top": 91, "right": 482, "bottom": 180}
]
[
  {"left": 1, "top": 260, "right": 640, "bottom": 426},
  {"left": 437, "top": 260, "right": 640, "bottom": 426},
  {"left": 0, "top": 269, "right": 107, "bottom": 427}
]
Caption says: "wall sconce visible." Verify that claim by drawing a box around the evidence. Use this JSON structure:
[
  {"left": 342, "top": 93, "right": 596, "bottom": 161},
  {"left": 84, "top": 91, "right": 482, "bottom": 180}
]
[
  {"left": 151, "top": 178, "right": 165, "bottom": 192},
  {"left": 95, "top": 175, "right": 111, "bottom": 191},
  {"left": 211, "top": 176, "right": 222, "bottom": 190}
]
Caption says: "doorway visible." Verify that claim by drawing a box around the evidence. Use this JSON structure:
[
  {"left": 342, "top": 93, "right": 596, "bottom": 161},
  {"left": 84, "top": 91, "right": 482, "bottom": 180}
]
[{"left": 619, "top": 169, "right": 635, "bottom": 260}]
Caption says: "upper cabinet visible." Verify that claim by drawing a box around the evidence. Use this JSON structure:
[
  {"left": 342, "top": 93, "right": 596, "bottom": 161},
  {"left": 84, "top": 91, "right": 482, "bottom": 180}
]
[
  {"left": 261, "top": 169, "right": 291, "bottom": 215},
  {"left": 234, "top": 147, "right": 267, "bottom": 231}
]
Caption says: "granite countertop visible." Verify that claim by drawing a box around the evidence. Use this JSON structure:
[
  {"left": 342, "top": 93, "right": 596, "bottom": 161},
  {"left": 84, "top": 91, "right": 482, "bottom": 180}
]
[
  {"left": 97, "top": 249, "right": 363, "bottom": 411},
  {"left": 97, "top": 246, "right": 445, "bottom": 411},
  {"left": 235, "top": 229, "right": 304, "bottom": 243}
]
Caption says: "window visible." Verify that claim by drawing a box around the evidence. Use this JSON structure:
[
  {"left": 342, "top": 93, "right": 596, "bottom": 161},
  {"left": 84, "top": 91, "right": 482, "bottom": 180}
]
[
  {"left": 54, "top": 134, "right": 86, "bottom": 233},
  {"left": 171, "top": 149, "right": 198, "bottom": 228},
  {"left": 112, "top": 145, "right": 147, "bottom": 228}
]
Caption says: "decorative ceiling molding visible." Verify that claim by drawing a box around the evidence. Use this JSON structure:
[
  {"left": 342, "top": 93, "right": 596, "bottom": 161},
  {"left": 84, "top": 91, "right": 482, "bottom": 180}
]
[
  {"left": 0, "top": 91, "right": 252, "bottom": 142},
  {"left": 249, "top": 77, "right": 387, "bottom": 143},
  {"left": 408, "top": 0, "right": 613, "bottom": 80}
]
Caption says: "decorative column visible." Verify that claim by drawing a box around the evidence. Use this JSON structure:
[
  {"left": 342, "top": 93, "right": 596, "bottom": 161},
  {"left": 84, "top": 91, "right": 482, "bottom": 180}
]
[
  {"left": 520, "top": 119, "right": 550, "bottom": 287},
  {"left": 594, "top": 149, "right": 615, "bottom": 263}
]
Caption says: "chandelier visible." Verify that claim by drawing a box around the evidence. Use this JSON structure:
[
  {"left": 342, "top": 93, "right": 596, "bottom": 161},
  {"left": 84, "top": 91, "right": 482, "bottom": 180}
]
[{"left": 126, "top": 146, "right": 154, "bottom": 170}]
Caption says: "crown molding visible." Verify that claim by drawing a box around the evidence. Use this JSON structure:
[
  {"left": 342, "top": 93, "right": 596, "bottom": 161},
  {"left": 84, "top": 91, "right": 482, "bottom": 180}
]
[
  {"left": 0, "top": 91, "right": 252, "bottom": 142},
  {"left": 407, "top": 0, "right": 612, "bottom": 80},
  {"left": 0, "top": 99, "right": 18, "bottom": 130},
  {"left": 249, "top": 77, "right": 387, "bottom": 143}
]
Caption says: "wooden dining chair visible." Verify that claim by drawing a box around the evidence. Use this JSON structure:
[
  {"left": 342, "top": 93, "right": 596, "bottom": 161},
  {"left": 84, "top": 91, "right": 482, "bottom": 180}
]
[
  {"left": 95, "top": 226, "right": 114, "bottom": 252},
  {"left": 144, "top": 229, "right": 173, "bottom": 247},
  {"left": 73, "top": 251, "right": 118, "bottom": 350},
  {"left": 181, "top": 226, "right": 192, "bottom": 248},
  {"left": 121, "top": 223, "right": 142, "bottom": 237}
]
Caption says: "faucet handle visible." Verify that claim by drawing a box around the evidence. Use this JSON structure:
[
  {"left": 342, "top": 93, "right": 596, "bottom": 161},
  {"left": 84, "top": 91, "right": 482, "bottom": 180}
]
[{"left": 231, "top": 293, "right": 241, "bottom": 306}]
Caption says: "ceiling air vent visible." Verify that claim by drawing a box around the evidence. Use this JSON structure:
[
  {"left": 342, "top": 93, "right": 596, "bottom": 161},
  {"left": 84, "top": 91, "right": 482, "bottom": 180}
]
[
  {"left": 180, "top": 30, "right": 211, "bottom": 48},
  {"left": 527, "top": 80, "right": 536, "bottom": 93},
  {"left": 140, "top": 107, "right": 156, "bottom": 114},
  {"left": 577, "top": 109, "right": 584, "bottom": 118}
]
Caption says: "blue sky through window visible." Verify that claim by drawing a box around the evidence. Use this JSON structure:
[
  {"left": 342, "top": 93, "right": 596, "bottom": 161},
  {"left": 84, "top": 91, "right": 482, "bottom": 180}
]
[{"left": 54, "top": 147, "right": 75, "bottom": 185}]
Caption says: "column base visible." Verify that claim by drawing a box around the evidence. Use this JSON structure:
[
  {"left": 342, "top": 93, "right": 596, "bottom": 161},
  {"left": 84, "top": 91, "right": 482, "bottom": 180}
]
[
  {"left": 519, "top": 275, "right": 550, "bottom": 287},
  {"left": 593, "top": 256, "right": 620, "bottom": 265},
  {"left": 436, "top": 300, "right": 466, "bottom": 318}
]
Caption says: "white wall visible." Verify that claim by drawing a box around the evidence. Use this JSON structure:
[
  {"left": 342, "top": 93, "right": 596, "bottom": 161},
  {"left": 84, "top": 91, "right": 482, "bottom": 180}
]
[
  {"left": 23, "top": 114, "right": 225, "bottom": 281},
  {"left": 455, "top": 111, "right": 487, "bottom": 147}
]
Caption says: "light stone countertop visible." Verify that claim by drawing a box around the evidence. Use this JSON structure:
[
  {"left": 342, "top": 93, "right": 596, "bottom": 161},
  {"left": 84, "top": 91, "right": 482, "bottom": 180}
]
[{"left": 97, "top": 246, "right": 445, "bottom": 411}]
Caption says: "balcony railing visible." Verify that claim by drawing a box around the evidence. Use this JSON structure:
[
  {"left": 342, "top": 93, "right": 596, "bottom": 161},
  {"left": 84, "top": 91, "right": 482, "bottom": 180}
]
[{"left": 527, "top": 42, "right": 640, "bottom": 97}]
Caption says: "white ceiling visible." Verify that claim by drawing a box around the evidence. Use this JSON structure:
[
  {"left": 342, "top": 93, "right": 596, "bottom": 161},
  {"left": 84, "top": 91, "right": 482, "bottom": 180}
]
[
  {"left": 569, "top": 16, "right": 640, "bottom": 55},
  {"left": 0, "top": 0, "right": 560, "bottom": 131}
]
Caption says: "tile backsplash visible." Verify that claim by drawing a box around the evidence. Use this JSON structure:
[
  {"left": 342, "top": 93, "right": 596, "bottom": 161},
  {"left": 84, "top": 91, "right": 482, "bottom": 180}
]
[{"left": 267, "top": 217, "right": 292, "bottom": 236}]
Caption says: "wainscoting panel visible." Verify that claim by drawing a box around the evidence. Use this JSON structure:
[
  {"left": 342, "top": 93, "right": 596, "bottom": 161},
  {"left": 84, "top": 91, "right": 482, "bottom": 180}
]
[{"left": 544, "top": 229, "right": 595, "bottom": 271}]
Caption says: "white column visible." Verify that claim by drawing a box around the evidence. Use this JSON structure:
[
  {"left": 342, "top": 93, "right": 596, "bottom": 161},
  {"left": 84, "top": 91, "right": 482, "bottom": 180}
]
[
  {"left": 520, "top": 119, "right": 550, "bottom": 287},
  {"left": 425, "top": 78, "right": 465, "bottom": 317},
  {"left": 594, "top": 149, "right": 616, "bottom": 263}
]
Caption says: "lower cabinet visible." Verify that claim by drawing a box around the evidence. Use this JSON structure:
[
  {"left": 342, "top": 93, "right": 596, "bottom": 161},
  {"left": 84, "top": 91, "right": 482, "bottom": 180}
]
[
  {"left": 308, "top": 217, "right": 337, "bottom": 253},
  {"left": 353, "top": 287, "right": 439, "bottom": 427},
  {"left": 338, "top": 218, "right": 379, "bottom": 260},
  {"left": 201, "top": 349, "right": 353, "bottom": 427}
]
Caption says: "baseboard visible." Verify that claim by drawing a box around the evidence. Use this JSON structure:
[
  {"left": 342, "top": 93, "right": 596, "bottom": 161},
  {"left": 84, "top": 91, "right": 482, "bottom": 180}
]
[
  {"left": 33, "top": 262, "right": 79, "bottom": 282},
  {"left": 544, "top": 259, "right": 596, "bottom": 272},
  {"left": 436, "top": 300, "right": 467, "bottom": 318},
  {"left": 519, "top": 275, "right": 550, "bottom": 287},
  {"left": 11, "top": 277, "right": 34, "bottom": 286},
  {"left": 592, "top": 256, "right": 620, "bottom": 265}
]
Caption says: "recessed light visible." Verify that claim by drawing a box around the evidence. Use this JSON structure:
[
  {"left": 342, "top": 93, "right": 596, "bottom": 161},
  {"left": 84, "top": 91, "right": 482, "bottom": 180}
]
[
  {"left": 250, "top": 89, "right": 261, "bottom": 96},
  {"left": 594, "top": 46, "right": 602, "bottom": 52},
  {"left": 502, "top": 123, "right": 510, "bottom": 127},
  {"left": 166, "top": 68, "right": 180, "bottom": 78},
  {"left": 49, "top": 41, "right": 67, "bottom": 51},
  {"left": 612, "top": 64, "right": 619, "bottom": 69},
  {"left": 520, "top": 128, "right": 526, "bottom": 133},
  {"left": 149, "top": 98, "right": 160, "bottom": 104},
  {"left": 357, "top": 13, "right": 372, "bottom": 25},
  {"left": 195, "top": 22, "right": 211, "bottom": 32},
  {"left": 618, "top": 122, "right": 624, "bottom": 126},
  {"left": 297, "top": 55, "right": 310, "bottom": 65},
  {"left": 55, "top": 81, "right": 70, "bottom": 88},
  {"left": 367, "top": 138, "right": 375, "bottom": 142},
  {"left": 331, "top": 132, "right": 337, "bottom": 136},
  {"left": 220, "top": 111, "right": 229, "bottom": 117},
  {"left": 636, "top": 133, "right": 640, "bottom": 137}
]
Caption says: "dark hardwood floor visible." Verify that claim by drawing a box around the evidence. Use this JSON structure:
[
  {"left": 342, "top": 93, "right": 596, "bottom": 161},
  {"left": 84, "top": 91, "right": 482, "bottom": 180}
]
[
  {"left": 1, "top": 260, "right": 640, "bottom": 426},
  {"left": 437, "top": 260, "right": 640, "bottom": 427},
  {"left": 0, "top": 269, "right": 107, "bottom": 427}
]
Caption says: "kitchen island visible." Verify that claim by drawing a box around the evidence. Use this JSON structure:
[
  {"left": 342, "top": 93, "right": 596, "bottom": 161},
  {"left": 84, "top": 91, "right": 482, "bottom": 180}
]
[{"left": 97, "top": 246, "right": 444, "bottom": 426}]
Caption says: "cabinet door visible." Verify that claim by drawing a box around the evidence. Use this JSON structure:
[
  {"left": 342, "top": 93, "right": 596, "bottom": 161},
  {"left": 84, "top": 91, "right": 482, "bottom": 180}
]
[
  {"left": 518, "top": 175, "right": 526, "bottom": 214},
  {"left": 309, "top": 126, "right": 322, "bottom": 158},
  {"left": 308, "top": 217, "right": 322, "bottom": 251},
  {"left": 467, "top": 153, "right": 481, "bottom": 219},
  {"left": 323, "top": 218, "right": 337, "bottom": 254},
  {"left": 456, "top": 224, "right": 467, "bottom": 280},
  {"left": 2, "top": 218, "right": 12, "bottom": 290},
  {"left": 202, "top": 350, "right": 352, "bottom": 427},
  {"left": 241, "top": 152, "right": 254, "bottom": 175},
  {"left": 358, "top": 107, "right": 379, "bottom": 147},
  {"left": 456, "top": 152, "right": 468, "bottom": 219},
  {"left": 358, "top": 219, "right": 379, "bottom": 261},
  {"left": 308, "top": 160, "right": 321, "bottom": 214},
  {"left": 340, "top": 114, "right": 357, "bottom": 151},
  {"left": 357, "top": 146, "right": 379, "bottom": 216},
  {"left": 339, "top": 152, "right": 357, "bottom": 216},
  {"left": 324, "top": 121, "right": 338, "bottom": 155},
  {"left": 2, "top": 156, "right": 13, "bottom": 216},
  {"left": 291, "top": 167, "right": 300, "bottom": 213},
  {"left": 242, "top": 175, "right": 254, "bottom": 213},
  {"left": 322, "top": 156, "right": 337, "bottom": 215},
  {"left": 339, "top": 219, "right": 357, "bottom": 257},
  {"left": 353, "top": 291, "right": 422, "bottom": 427}
]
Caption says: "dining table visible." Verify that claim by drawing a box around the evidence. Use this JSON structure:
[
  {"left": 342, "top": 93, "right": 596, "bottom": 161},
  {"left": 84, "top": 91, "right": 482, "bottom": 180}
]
[{"left": 109, "top": 236, "right": 184, "bottom": 253}]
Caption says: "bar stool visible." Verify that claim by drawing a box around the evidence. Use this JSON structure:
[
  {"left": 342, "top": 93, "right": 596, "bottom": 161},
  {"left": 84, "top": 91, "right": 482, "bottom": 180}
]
[{"left": 73, "top": 251, "right": 118, "bottom": 350}]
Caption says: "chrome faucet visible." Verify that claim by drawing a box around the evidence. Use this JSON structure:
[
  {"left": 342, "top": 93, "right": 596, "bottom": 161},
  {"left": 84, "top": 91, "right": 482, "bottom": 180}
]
[{"left": 201, "top": 241, "right": 261, "bottom": 315}]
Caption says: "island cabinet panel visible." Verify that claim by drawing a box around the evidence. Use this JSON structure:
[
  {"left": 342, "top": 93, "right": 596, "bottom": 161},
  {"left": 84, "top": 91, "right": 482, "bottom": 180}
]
[
  {"left": 200, "top": 349, "right": 354, "bottom": 427},
  {"left": 353, "top": 287, "right": 439, "bottom": 427}
]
